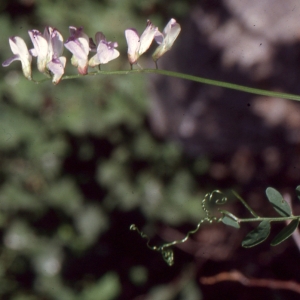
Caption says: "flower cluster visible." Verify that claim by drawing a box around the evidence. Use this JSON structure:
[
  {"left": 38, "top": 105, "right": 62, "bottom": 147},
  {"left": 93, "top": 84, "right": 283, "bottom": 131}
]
[
  {"left": 2, "top": 19, "right": 180, "bottom": 84},
  {"left": 125, "top": 18, "right": 181, "bottom": 66}
]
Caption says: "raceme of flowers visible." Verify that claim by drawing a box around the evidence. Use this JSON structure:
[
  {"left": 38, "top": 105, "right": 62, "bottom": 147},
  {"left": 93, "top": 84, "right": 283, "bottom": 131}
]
[{"left": 2, "top": 19, "right": 181, "bottom": 85}]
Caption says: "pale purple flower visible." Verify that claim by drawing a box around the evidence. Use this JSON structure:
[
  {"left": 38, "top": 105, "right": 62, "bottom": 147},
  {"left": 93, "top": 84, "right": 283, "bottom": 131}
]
[
  {"left": 28, "top": 29, "right": 49, "bottom": 73},
  {"left": 28, "top": 27, "right": 66, "bottom": 84},
  {"left": 46, "top": 28, "right": 66, "bottom": 84},
  {"left": 64, "top": 26, "right": 90, "bottom": 75},
  {"left": 152, "top": 18, "right": 181, "bottom": 62},
  {"left": 88, "top": 32, "right": 120, "bottom": 67},
  {"left": 125, "top": 20, "right": 158, "bottom": 65},
  {"left": 2, "top": 36, "right": 32, "bottom": 80}
]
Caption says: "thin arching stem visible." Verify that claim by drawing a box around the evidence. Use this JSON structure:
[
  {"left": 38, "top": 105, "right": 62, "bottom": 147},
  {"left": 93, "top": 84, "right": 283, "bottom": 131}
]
[{"left": 33, "top": 68, "right": 300, "bottom": 102}]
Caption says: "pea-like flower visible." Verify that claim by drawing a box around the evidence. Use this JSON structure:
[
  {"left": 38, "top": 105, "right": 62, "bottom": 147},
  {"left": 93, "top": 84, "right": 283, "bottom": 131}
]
[
  {"left": 28, "top": 27, "right": 66, "bottom": 84},
  {"left": 2, "top": 36, "right": 32, "bottom": 80},
  {"left": 125, "top": 20, "right": 158, "bottom": 65},
  {"left": 64, "top": 26, "right": 90, "bottom": 75},
  {"left": 88, "top": 32, "right": 120, "bottom": 67},
  {"left": 152, "top": 18, "right": 181, "bottom": 62}
]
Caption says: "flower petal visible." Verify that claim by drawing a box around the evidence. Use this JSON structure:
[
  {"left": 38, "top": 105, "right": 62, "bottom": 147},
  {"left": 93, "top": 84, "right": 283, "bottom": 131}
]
[
  {"left": 47, "top": 56, "right": 66, "bottom": 84},
  {"left": 152, "top": 19, "right": 181, "bottom": 62},
  {"left": 51, "top": 29, "right": 64, "bottom": 57},
  {"left": 164, "top": 21, "right": 181, "bottom": 49},
  {"left": 154, "top": 31, "right": 164, "bottom": 45},
  {"left": 125, "top": 28, "right": 140, "bottom": 64},
  {"left": 138, "top": 20, "right": 157, "bottom": 55},
  {"left": 65, "top": 26, "right": 89, "bottom": 74},
  {"left": 28, "top": 29, "right": 49, "bottom": 72},
  {"left": 64, "top": 40, "right": 88, "bottom": 61},
  {"left": 2, "top": 55, "right": 20, "bottom": 67},
  {"left": 5, "top": 36, "right": 32, "bottom": 79},
  {"left": 28, "top": 30, "right": 48, "bottom": 58},
  {"left": 88, "top": 54, "right": 100, "bottom": 67},
  {"left": 9, "top": 36, "right": 30, "bottom": 56},
  {"left": 97, "top": 42, "right": 120, "bottom": 64}
]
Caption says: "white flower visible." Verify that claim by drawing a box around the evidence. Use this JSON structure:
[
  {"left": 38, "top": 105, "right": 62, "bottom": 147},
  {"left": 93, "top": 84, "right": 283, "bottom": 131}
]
[
  {"left": 64, "top": 26, "right": 90, "bottom": 75},
  {"left": 89, "top": 32, "right": 120, "bottom": 67},
  {"left": 2, "top": 36, "right": 32, "bottom": 80},
  {"left": 29, "top": 27, "right": 66, "bottom": 84},
  {"left": 28, "top": 29, "right": 49, "bottom": 73},
  {"left": 125, "top": 20, "right": 158, "bottom": 65},
  {"left": 152, "top": 18, "right": 181, "bottom": 62}
]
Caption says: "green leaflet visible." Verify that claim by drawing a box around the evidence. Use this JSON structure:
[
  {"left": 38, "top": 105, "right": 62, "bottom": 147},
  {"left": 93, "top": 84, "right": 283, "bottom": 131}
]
[
  {"left": 220, "top": 210, "right": 240, "bottom": 228},
  {"left": 266, "top": 187, "right": 292, "bottom": 217},
  {"left": 242, "top": 220, "right": 271, "bottom": 248},
  {"left": 271, "top": 219, "right": 299, "bottom": 246}
]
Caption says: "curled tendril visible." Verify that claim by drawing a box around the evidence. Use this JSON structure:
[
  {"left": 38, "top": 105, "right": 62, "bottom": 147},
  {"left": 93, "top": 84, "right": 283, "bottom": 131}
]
[
  {"left": 209, "top": 190, "right": 228, "bottom": 205},
  {"left": 130, "top": 224, "right": 174, "bottom": 265},
  {"left": 130, "top": 190, "right": 229, "bottom": 266}
]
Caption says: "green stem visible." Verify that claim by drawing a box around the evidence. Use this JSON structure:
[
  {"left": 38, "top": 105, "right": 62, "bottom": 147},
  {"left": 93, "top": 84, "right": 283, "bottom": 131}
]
[
  {"left": 34, "top": 68, "right": 300, "bottom": 102},
  {"left": 79, "top": 69, "right": 300, "bottom": 102},
  {"left": 239, "top": 216, "right": 298, "bottom": 223},
  {"left": 232, "top": 190, "right": 259, "bottom": 218}
]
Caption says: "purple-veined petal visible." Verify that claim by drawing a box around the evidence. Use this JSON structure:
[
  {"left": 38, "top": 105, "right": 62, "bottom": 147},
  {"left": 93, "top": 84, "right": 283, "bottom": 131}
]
[
  {"left": 97, "top": 41, "right": 120, "bottom": 64},
  {"left": 47, "top": 57, "right": 65, "bottom": 75},
  {"left": 47, "top": 56, "right": 66, "bottom": 84},
  {"left": 89, "top": 35, "right": 120, "bottom": 66},
  {"left": 65, "top": 26, "right": 89, "bottom": 74}
]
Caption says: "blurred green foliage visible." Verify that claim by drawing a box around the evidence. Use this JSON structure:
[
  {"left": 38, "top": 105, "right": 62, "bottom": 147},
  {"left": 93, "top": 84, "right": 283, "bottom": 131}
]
[{"left": 0, "top": 0, "right": 205, "bottom": 299}]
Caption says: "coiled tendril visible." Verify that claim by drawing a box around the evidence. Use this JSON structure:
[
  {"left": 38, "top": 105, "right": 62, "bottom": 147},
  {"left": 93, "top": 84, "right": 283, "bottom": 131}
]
[{"left": 130, "top": 190, "right": 228, "bottom": 266}]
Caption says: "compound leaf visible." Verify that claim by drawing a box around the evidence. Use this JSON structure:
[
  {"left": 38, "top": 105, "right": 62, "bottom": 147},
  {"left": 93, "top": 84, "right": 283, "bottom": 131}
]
[
  {"left": 271, "top": 219, "right": 299, "bottom": 246},
  {"left": 242, "top": 220, "right": 271, "bottom": 248},
  {"left": 266, "top": 187, "right": 291, "bottom": 217}
]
